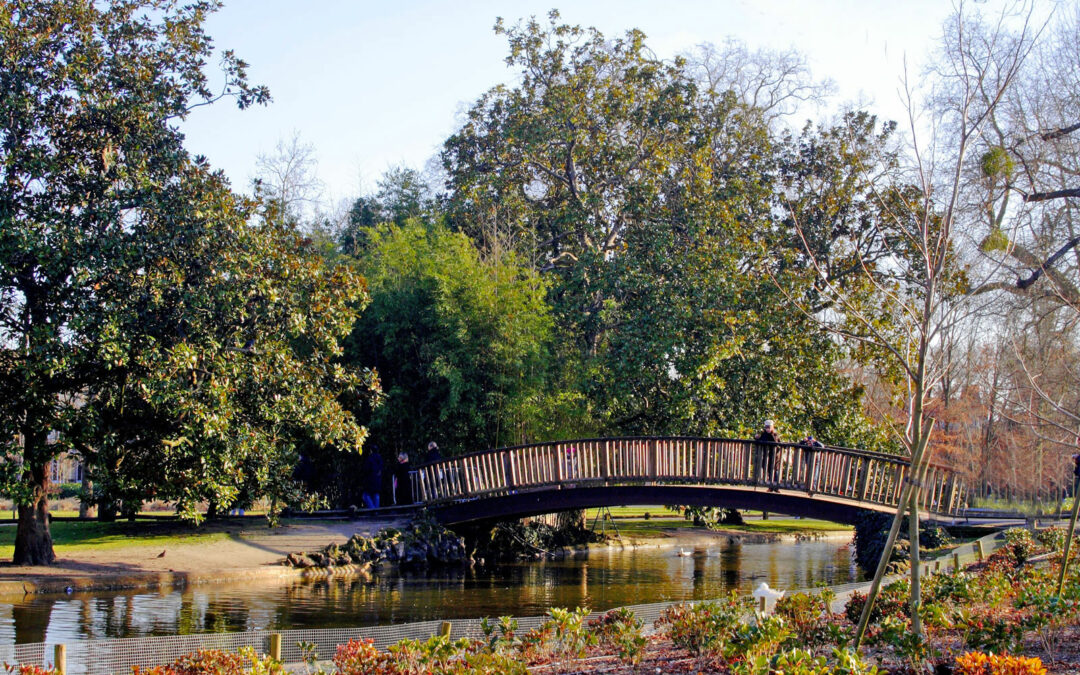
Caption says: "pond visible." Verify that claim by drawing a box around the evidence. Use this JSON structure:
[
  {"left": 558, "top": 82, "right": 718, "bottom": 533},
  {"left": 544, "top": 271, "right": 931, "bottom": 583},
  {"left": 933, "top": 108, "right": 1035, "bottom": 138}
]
[{"left": 0, "top": 537, "right": 860, "bottom": 645}]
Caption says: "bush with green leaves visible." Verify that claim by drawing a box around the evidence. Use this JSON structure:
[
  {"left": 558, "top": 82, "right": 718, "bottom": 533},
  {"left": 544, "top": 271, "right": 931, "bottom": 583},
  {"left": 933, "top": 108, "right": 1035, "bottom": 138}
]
[
  {"left": 132, "top": 648, "right": 282, "bottom": 675},
  {"left": 775, "top": 592, "right": 830, "bottom": 646},
  {"left": 728, "top": 614, "right": 793, "bottom": 664},
  {"left": 586, "top": 608, "right": 647, "bottom": 666},
  {"left": 843, "top": 579, "right": 910, "bottom": 625},
  {"left": 1002, "top": 527, "right": 1038, "bottom": 565},
  {"left": 656, "top": 595, "right": 745, "bottom": 661},
  {"left": 536, "top": 607, "right": 595, "bottom": 670},
  {"left": 1034, "top": 526, "right": 1067, "bottom": 553}
]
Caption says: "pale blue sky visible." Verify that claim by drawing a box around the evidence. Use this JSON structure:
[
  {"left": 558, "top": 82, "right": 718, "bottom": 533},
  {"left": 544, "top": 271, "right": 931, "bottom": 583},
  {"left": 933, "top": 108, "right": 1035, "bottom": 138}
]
[{"left": 179, "top": 1, "right": 986, "bottom": 207}]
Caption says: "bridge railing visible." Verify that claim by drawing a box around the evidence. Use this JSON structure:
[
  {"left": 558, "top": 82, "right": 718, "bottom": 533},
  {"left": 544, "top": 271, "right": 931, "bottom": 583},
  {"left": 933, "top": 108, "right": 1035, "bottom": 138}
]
[{"left": 411, "top": 437, "right": 967, "bottom": 517}]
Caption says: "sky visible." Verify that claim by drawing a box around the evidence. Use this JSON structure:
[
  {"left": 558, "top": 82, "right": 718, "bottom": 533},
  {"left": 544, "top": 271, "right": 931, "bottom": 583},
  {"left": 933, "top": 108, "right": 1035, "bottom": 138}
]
[{"left": 179, "top": 0, "right": 990, "bottom": 209}]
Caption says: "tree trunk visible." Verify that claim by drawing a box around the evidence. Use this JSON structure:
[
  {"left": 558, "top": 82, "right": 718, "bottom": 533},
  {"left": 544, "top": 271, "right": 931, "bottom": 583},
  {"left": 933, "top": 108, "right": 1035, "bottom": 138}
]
[
  {"left": 13, "top": 462, "right": 55, "bottom": 565},
  {"left": 79, "top": 468, "right": 92, "bottom": 519}
]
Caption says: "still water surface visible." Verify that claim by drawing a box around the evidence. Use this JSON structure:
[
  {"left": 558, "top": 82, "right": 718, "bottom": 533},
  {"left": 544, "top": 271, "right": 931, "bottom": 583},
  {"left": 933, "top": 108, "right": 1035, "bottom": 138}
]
[{"left": 0, "top": 538, "right": 859, "bottom": 645}]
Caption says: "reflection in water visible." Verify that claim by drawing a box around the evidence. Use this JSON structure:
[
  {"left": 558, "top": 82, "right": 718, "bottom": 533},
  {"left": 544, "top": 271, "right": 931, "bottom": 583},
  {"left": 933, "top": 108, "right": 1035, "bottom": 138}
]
[{"left": 0, "top": 538, "right": 859, "bottom": 645}]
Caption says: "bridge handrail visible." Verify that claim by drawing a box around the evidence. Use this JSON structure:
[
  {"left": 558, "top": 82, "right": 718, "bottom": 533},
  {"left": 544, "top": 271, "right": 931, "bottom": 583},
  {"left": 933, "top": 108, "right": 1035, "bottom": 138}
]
[
  {"left": 414, "top": 436, "right": 949, "bottom": 472},
  {"left": 408, "top": 436, "right": 968, "bottom": 518}
]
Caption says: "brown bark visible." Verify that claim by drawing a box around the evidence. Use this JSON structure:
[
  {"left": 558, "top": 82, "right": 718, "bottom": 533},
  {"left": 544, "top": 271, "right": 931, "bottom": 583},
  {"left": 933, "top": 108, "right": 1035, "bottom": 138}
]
[{"left": 13, "top": 461, "right": 55, "bottom": 565}]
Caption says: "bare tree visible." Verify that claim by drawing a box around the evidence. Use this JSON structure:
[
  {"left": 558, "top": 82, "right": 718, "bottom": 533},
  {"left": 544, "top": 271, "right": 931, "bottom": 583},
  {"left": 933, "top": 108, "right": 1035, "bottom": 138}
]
[
  {"left": 681, "top": 38, "right": 835, "bottom": 126},
  {"left": 773, "top": 2, "right": 1036, "bottom": 644},
  {"left": 253, "top": 131, "right": 325, "bottom": 224}
]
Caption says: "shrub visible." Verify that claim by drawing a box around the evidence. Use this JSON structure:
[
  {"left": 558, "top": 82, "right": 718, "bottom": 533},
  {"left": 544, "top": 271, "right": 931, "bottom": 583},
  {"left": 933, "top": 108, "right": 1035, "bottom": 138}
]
[
  {"left": 538, "top": 607, "right": 595, "bottom": 670},
  {"left": 1034, "top": 527, "right": 1066, "bottom": 553},
  {"left": 479, "top": 616, "right": 518, "bottom": 655},
  {"left": 924, "top": 569, "right": 974, "bottom": 603},
  {"left": 656, "top": 597, "right": 743, "bottom": 661},
  {"left": 955, "top": 652, "right": 1046, "bottom": 675},
  {"left": 387, "top": 635, "right": 477, "bottom": 675},
  {"left": 954, "top": 607, "right": 1024, "bottom": 655},
  {"left": 728, "top": 614, "right": 792, "bottom": 664},
  {"left": 587, "top": 608, "right": 646, "bottom": 666},
  {"left": 1002, "top": 528, "right": 1038, "bottom": 565},
  {"left": 332, "top": 639, "right": 392, "bottom": 675},
  {"left": 843, "top": 579, "right": 909, "bottom": 625},
  {"left": 767, "top": 649, "right": 830, "bottom": 675},
  {"left": 832, "top": 648, "right": 881, "bottom": 675},
  {"left": 131, "top": 649, "right": 282, "bottom": 675},
  {"left": 441, "top": 651, "right": 527, "bottom": 675},
  {"left": 775, "top": 593, "right": 829, "bottom": 645},
  {"left": 5, "top": 667, "right": 59, "bottom": 675}
]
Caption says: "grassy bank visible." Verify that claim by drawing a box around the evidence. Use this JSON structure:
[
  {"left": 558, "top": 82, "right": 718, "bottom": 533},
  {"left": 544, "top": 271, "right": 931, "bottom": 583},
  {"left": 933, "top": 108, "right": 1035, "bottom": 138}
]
[
  {"left": 584, "top": 507, "right": 853, "bottom": 539},
  {"left": 0, "top": 520, "right": 240, "bottom": 560}
]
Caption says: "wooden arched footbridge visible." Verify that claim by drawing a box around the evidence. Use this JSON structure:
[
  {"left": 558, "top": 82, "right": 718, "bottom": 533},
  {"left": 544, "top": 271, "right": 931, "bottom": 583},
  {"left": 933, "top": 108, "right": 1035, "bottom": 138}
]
[{"left": 409, "top": 437, "right": 968, "bottom": 526}]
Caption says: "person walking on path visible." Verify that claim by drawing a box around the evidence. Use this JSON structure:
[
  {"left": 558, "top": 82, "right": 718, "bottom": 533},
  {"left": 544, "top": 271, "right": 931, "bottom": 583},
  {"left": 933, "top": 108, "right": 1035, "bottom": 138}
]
[
  {"left": 361, "top": 445, "right": 383, "bottom": 510},
  {"left": 755, "top": 420, "right": 781, "bottom": 489}
]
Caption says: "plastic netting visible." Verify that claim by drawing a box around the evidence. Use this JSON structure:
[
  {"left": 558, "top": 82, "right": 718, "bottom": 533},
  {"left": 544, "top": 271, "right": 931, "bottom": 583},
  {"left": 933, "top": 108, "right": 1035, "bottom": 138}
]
[{"left": 0, "top": 532, "right": 1002, "bottom": 675}]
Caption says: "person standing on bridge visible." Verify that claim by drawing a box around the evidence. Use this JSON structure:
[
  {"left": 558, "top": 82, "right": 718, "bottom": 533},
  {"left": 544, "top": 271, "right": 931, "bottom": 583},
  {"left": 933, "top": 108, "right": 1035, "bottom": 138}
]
[
  {"left": 362, "top": 445, "right": 383, "bottom": 510},
  {"left": 393, "top": 452, "right": 413, "bottom": 505},
  {"left": 755, "top": 420, "right": 781, "bottom": 490},
  {"left": 799, "top": 434, "right": 823, "bottom": 494}
]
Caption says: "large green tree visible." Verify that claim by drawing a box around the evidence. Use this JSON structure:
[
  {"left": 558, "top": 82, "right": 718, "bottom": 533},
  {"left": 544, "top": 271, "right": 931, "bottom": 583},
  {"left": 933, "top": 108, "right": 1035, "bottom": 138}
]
[
  {"left": 347, "top": 220, "right": 552, "bottom": 455},
  {"left": 443, "top": 13, "right": 880, "bottom": 444},
  {"left": 0, "top": 0, "right": 372, "bottom": 564},
  {"left": 77, "top": 166, "right": 377, "bottom": 522}
]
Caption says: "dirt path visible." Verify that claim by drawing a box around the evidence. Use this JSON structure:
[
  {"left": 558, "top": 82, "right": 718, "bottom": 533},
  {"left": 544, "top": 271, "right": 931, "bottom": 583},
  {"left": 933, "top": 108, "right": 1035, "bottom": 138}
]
[{"left": 0, "top": 518, "right": 406, "bottom": 597}]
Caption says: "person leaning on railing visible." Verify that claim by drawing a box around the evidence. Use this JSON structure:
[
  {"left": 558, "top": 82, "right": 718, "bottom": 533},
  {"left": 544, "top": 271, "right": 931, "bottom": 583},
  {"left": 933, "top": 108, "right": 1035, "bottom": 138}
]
[
  {"left": 754, "top": 420, "right": 780, "bottom": 491},
  {"left": 799, "top": 434, "right": 824, "bottom": 494}
]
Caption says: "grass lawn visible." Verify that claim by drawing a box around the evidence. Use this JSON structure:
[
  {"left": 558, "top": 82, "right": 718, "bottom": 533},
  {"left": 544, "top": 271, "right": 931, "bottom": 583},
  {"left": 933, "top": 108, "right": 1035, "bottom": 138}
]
[
  {"left": 584, "top": 507, "right": 853, "bottom": 539},
  {"left": 0, "top": 520, "right": 240, "bottom": 560}
]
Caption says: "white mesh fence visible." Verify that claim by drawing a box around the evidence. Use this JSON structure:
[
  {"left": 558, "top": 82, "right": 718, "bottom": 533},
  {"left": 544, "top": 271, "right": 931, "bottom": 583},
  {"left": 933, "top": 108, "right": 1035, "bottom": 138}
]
[{"left": 0, "top": 532, "right": 1002, "bottom": 675}]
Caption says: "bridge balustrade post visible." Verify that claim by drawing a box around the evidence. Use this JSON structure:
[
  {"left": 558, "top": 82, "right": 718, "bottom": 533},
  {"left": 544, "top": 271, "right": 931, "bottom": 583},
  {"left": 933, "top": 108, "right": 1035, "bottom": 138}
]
[
  {"left": 504, "top": 452, "right": 515, "bottom": 492},
  {"left": 648, "top": 439, "right": 658, "bottom": 482},
  {"left": 857, "top": 458, "right": 871, "bottom": 502},
  {"left": 697, "top": 441, "right": 706, "bottom": 481},
  {"left": 603, "top": 441, "right": 611, "bottom": 482},
  {"left": 946, "top": 475, "right": 959, "bottom": 514},
  {"left": 746, "top": 441, "right": 757, "bottom": 485},
  {"left": 555, "top": 443, "right": 564, "bottom": 485},
  {"left": 805, "top": 451, "right": 818, "bottom": 493}
]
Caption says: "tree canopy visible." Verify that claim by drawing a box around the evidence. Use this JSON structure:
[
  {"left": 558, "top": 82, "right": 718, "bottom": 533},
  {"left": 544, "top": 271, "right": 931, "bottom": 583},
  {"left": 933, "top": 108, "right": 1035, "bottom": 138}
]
[{"left": 0, "top": 0, "right": 374, "bottom": 563}]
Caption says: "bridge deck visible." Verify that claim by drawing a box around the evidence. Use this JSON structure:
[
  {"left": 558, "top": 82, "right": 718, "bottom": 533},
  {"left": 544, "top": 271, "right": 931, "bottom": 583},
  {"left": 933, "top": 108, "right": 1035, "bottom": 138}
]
[{"left": 410, "top": 437, "right": 967, "bottom": 524}]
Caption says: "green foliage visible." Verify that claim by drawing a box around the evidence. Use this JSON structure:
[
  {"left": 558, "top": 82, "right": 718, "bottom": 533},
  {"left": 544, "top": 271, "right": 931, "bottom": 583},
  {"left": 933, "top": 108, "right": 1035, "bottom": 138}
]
[
  {"left": 479, "top": 616, "right": 518, "bottom": 655},
  {"left": 843, "top": 579, "right": 910, "bottom": 626},
  {"left": 587, "top": 608, "right": 647, "bottom": 666},
  {"left": 998, "top": 527, "right": 1039, "bottom": 567},
  {"left": 537, "top": 607, "right": 596, "bottom": 670},
  {"left": 131, "top": 647, "right": 282, "bottom": 675},
  {"left": 347, "top": 220, "right": 552, "bottom": 454},
  {"left": 980, "top": 227, "right": 1011, "bottom": 253},
  {"left": 980, "top": 146, "right": 1015, "bottom": 179},
  {"left": 656, "top": 595, "right": 746, "bottom": 661},
  {"left": 768, "top": 649, "right": 831, "bottom": 675},
  {"left": 775, "top": 592, "right": 830, "bottom": 646},
  {"left": 1034, "top": 526, "right": 1067, "bottom": 552},
  {"left": 0, "top": 0, "right": 362, "bottom": 563},
  {"left": 443, "top": 12, "right": 886, "bottom": 445}
]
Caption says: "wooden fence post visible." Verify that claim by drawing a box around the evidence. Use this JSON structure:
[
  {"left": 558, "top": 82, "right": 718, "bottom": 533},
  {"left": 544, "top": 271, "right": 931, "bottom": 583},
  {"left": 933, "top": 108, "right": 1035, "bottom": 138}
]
[
  {"left": 54, "top": 644, "right": 66, "bottom": 675},
  {"left": 269, "top": 634, "right": 282, "bottom": 661},
  {"left": 440, "top": 621, "right": 452, "bottom": 638}
]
